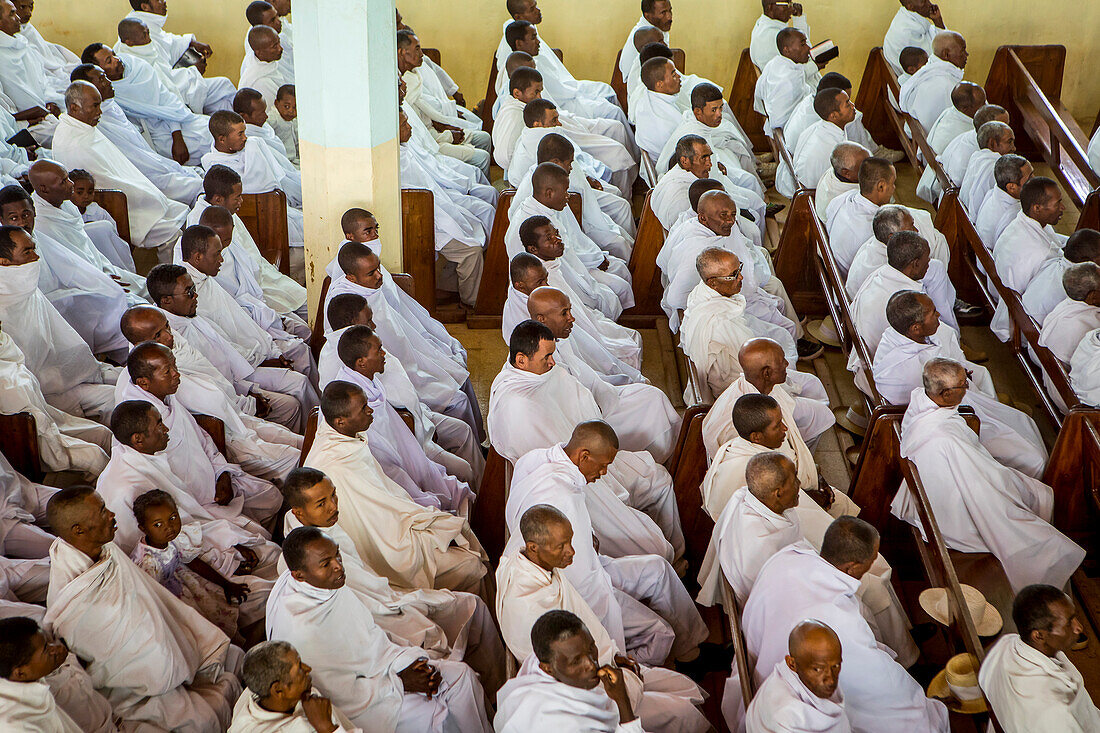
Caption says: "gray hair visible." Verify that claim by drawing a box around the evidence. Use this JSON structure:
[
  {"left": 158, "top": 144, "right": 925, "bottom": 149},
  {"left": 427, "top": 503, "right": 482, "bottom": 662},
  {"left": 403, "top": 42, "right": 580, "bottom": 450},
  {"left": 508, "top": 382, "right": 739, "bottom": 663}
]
[
  {"left": 885, "top": 290, "right": 928, "bottom": 335},
  {"left": 696, "top": 246, "right": 736, "bottom": 279},
  {"left": 241, "top": 641, "right": 297, "bottom": 697},
  {"left": 993, "top": 154, "right": 1028, "bottom": 191},
  {"left": 64, "top": 80, "right": 97, "bottom": 110},
  {"left": 829, "top": 141, "right": 870, "bottom": 176},
  {"left": 1063, "top": 262, "right": 1100, "bottom": 302},
  {"left": 872, "top": 205, "right": 913, "bottom": 245},
  {"left": 977, "top": 120, "right": 1012, "bottom": 149},
  {"left": 922, "top": 357, "right": 966, "bottom": 395}
]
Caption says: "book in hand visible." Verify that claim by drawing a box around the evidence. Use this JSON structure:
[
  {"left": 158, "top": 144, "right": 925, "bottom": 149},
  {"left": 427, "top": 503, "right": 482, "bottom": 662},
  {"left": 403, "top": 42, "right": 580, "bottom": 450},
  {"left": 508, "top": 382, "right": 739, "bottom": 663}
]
[
  {"left": 173, "top": 47, "right": 203, "bottom": 69},
  {"left": 810, "top": 40, "right": 839, "bottom": 65},
  {"left": 5, "top": 129, "right": 36, "bottom": 149}
]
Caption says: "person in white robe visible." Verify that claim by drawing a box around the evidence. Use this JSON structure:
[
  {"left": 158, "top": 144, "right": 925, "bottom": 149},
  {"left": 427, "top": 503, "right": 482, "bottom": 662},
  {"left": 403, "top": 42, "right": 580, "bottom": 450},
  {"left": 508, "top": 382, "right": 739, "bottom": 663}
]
[
  {"left": 304, "top": 382, "right": 489, "bottom": 595},
  {"left": 52, "top": 82, "right": 188, "bottom": 255},
  {"left": 894, "top": 359, "right": 1084, "bottom": 592},
  {"left": 979, "top": 584, "right": 1100, "bottom": 733},
  {"left": 324, "top": 242, "right": 483, "bottom": 442},
  {"left": 0, "top": 327, "right": 110, "bottom": 475},
  {"left": 85, "top": 43, "right": 214, "bottom": 166},
  {"left": 815, "top": 142, "right": 867, "bottom": 220},
  {"left": 28, "top": 163, "right": 146, "bottom": 296},
  {"left": 958, "top": 122, "right": 1014, "bottom": 212},
  {"left": 189, "top": 163, "right": 307, "bottom": 319},
  {"left": 230, "top": 640, "right": 360, "bottom": 733},
  {"left": 925, "top": 80, "right": 985, "bottom": 156},
  {"left": 398, "top": 31, "right": 489, "bottom": 151},
  {"left": 1023, "top": 229, "right": 1100, "bottom": 328},
  {"left": 633, "top": 56, "right": 689, "bottom": 165},
  {"left": 1038, "top": 263, "right": 1100, "bottom": 365},
  {"left": 0, "top": 555, "right": 48, "bottom": 622},
  {"left": 897, "top": 31, "right": 967, "bottom": 132},
  {"left": 753, "top": 28, "right": 820, "bottom": 133},
  {"left": 0, "top": 447, "right": 55, "bottom": 559},
  {"left": 118, "top": 4, "right": 234, "bottom": 114},
  {"left": 1071, "top": 328, "right": 1100, "bottom": 405},
  {"left": 269, "top": 83, "right": 298, "bottom": 165},
  {"left": 741, "top": 523, "right": 949, "bottom": 733},
  {"left": 238, "top": 25, "right": 285, "bottom": 111},
  {"left": 618, "top": 1, "right": 673, "bottom": 78},
  {"left": 235, "top": 86, "right": 292, "bottom": 163},
  {"left": 777, "top": 88, "right": 856, "bottom": 198},
  {"left": 497, "top": 506, "right": 708, "bottom": 732},
  {"left": 282, "top": 467, "right": 506, "bottom": 692},
  {"left": 750, "top": 1, "right": 814, "bottom": 71},
  {"left": 14, "top": 0, "right": 77, "bottom": 82},
  {"left": 396, "top": 59, "right": 487, "bottom": 177},
  {"left": 69, "top": 62, "right": 204, "bottom": 205},
  {"left": 332, "top": 326, "right": 474, "bottom": 513},
  {"left": 975, "top": 153, "right": 1030, "bottom": 250},
  {"left": 505, "top": 252, "right": 642, "bottom": 371},
  {"left": 745, "top": 621, "right": 853, "bottom": 733},
  {"left": 844, "top": 204, "right": 953, "bottom": 298},
  {"left": 266, "top": 528, "right": 493, "bottom": 731},
  {"left": 149, "top": 262, "right": 315, "bottom": 432},
  {"left": 0, "top": 0, "right": 60, "bottom": 145},
  {"left": 503, "top": 421, "right": 708, "bottom": 666},
  {"left": 935, "top": 103, "right": 1008, "bottom": 190},
  {"left": 883, "top": 0, "right": 950, "bottom": 74},
  {"left": 872, "top": 292, "right": 1047, "bottom": 477},
  {"left": 0, "top": 226, "right": 118, "bottom": 421},
  {"left": 701, "top": 344, "right": 833, "bottom": 473},
  {"left": 782, "top": 73, "right": 881, "bottom": 160},
  {"left": 244, "top": 0, "right": 294, "bottom": 77},
  {"left": 114, "top": 345, "right": 284, "bottom": 523},
  {"left": 44, "top": 487, "right": 241, "bottom": 732},
  {"left": 662, "top": 192, "right": 796, "bottom": 335}
]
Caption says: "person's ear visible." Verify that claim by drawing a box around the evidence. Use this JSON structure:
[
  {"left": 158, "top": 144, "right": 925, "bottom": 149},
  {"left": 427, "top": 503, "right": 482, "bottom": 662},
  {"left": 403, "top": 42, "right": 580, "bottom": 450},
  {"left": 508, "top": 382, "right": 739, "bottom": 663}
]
[
  {"left": 354, "top": 355, "right": 369, "bottom": 372},
  {"left": 749, "top": 430, "right": 763, "bottom": 444},
  {"left": 784, "top": 654, "right": 797, "bottom": 673},
  {"left": 290, "top": 569, "right": 306, "bottom": 582},
  {"left": 9, "top": 663, "right": 34, "bottom": 682},
  {"left": 538, "top": 660, "right": 555, "bottom": 676}
]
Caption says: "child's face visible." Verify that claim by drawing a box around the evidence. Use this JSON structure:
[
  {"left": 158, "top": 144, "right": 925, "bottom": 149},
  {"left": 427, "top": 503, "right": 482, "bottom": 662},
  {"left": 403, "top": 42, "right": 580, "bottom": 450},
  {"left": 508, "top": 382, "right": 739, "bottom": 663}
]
[
  {"left": 70, "top": 179, "right": 95, "bottom": 210},
  {"left": 274, "top": 94, "right": 296, "bottom": 122},
  {"left": 9, "top": 632, "right": 67, "bottom": 682},
  {"left": 344, "top": 216, "right": 379, "bottom": 243},
  {"left": 139, "top": 501, "right": 182, "bottom": 548}
]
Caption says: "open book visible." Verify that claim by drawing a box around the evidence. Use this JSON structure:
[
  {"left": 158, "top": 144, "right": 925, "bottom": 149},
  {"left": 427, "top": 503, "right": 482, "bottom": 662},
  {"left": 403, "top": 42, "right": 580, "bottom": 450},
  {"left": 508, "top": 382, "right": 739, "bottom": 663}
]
[{"left": 810, "top": 39, "right": 839, "bottom": 65}]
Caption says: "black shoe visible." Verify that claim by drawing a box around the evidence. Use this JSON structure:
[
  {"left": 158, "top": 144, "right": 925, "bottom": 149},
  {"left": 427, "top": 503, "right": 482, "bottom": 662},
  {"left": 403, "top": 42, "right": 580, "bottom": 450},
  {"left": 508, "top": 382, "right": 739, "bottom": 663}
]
[
  {"left": 765, "top": 202, "right": 786, "bottom": 218},
  {"left": 797, "top": 338, "right": 825, "bottom": 361},
  {"left": 953, "top": 298, "right": 984, "bottom": 318}
]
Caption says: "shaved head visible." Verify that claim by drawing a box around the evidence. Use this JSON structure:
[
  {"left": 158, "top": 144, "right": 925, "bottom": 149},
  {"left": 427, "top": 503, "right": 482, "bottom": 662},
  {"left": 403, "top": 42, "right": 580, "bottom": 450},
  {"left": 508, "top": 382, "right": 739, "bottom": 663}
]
[
  {"left": 505, "top": 51, "right": 535, "bottom": 77},
  {"left": 951, "top": 81, "right": 986, "bottom": 117},
  {"left": 198, "top": 205, "right": 233, "bottom": 229},
  {"left": 248, "top": 24, "right": 279, "bottom": 51},
  {"left": 564, "top": 420, "right": 619, "bottom": 453},
  {"left": 738, "top": 337, "right": 786, "bottom": 380},
  {"left": 117, "top": 18, "right": 147, "bottom": 45},
  {"left": 697, "top": 189, "right": 735, "bottom": 220},
  {"left": 632, "top": 25, "right": 663, "bottom": 52},
  {"left": 786, "top": 620, "right": 843, "bottom": 699},
  {"left": 527, "top": 286, "right": 569, "bottom": 318},
  {"left": 26, "top": 160, "right": 66, "bottom": 191},
  {"left": 120, "top": 305, "right": 170, "bottom": 345},
  {"left": 745, "top": 452, "right": 796, "bottom": 500}
]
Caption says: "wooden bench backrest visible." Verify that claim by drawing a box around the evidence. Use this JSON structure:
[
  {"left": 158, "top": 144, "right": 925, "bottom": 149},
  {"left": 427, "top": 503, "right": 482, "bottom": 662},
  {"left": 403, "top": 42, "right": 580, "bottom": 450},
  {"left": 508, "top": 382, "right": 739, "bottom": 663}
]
[
  {"left": 423, "top": 48, "right": 441, "bottom": 66},
  {"left": 730, "top": 48, "right": 769, "bottom": 154},
  {"left": 470, "top": 446, "right": 509, "bottom": 564},
  {"left": 93, "top": 189, "right": 132, "bottom": 245},
  {"left": 299, "top": 407, "right": 320, "bottom": 467},
  {"left": 309, "top": 275, "right": 333, "bottom": 359},
  {"left": 666, "top": 405, "right": 713, "bottom": 579},
  {"left": 193, "top": 414, "right": 228, "bottom": 459},
  {"left": 621, "top": 191, "right": 666, "bottom": 322},
  {"left": 238, "top": 191, "right": 291, "bottom": 276},
  {"left": 401, "top": 188, "right": 437, "bottom": 315},
  {"left": 720, "top": 575, "right": 757, "bottom": 714},
  {"left": 0, "top": 412, "right": 42, "bottom": 482}
]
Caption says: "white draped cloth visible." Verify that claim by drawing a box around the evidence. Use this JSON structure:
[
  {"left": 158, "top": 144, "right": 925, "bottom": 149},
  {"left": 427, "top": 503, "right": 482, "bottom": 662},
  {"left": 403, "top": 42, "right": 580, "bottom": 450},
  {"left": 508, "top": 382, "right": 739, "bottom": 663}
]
[
  {"left": 747, "top": 661, "right": 851, "bottom": 733},
  {"left": 400, "top": 142, "right": 491, "bottom": 251},
  {"left": 1039, "top": 297, "right": 1100, "bottom": 365},
  {"left": 302, "top": 417, "right": 487, "bottom": 593},
  {"left": 655, "top": 109, "right": 761, "bottom": 195},
  {"left": 201, "top": 136, "right": 302, "bottom": 208},
  {"left": 741, "top": 542, "right": 949, "bottom": 733},
  {"left": 898, "top": 56, "right": 964, "bottom": 132},
  {"left": 778, "top": 119, "right": 846, "bottom": 198},
  {"left": 750, "top": 13, "right": 812, "bottom": 70},
  {"left": 784, "top": 97, "right": 876, "bottom": 157},
  {"left": 402, "top": 65, "right": 482, "bottom": 132},
  {"left": 0, "top": 675, "right": 82, "bottom": 733},
  {"left": 1023, "top": 256, "right": 1072, "bottom": 326},
  {"left": 959, "top": 147, "right": 998, "bottom": 213},
  {"left": 926, "top": 105, "right": 973, "bottom": 156},
  {"left": 754, "top": 55, "right": 819, "bottom": 133},
  {"left": 0, "top": 29, "right": 62, "bottom": 117},
  {"left": 883, "top": 8, "right": 944, "bottom": 73},
  {"left": 633, "top": 88, "right": 688, "bottom": 163},
  {"left": 229, "top": 690, "right": 360, "bottom": 733},
  {"left": 1070, "top": 328, "right": 1100, "bottom": 406},
  {"left": 993, "top": 210, "right": 1068, "bottom": 293},
  {"left": 896, "top": 387, "right": 1084, "bottom": 591},
  {"left": 975, "top": 185, "right": 1021, "bottom": 250},
  {"left": 51, "top": 113, "right": 188, "bottom": 248},
  {"left": 850, "top": 264, "right": 958, "bottom": 365},
  {"left": 17, "top": 21, "right": 76, "bottom": 80},
  {"left": 939, "top": 128, "right": 979, "bottom": 186},
  {"left": 239, "top": 53, "right": 286, "bottom": 110},
  {"left": 980, "top": 633, "right": 1100, "bottom": 733},
  {"left": 815, "top": 169, "right": 856, "bottom": 223},
  {"left": 265, "top": 573, "right": 491, "bottom": 732},
  {"left": 44, "top": 539, "right": 239, "bottom": 731},
  {"left": 0, "top": 328, "right": 110, "bottom": 475},
  {"left": 827, "top": 189, "right": 951, "bottom": 276},
  {"left": 506, "top": 122, "right": 633, "bottom": 197},
  {"left": 651, "top": 164, "right": 765, "bottom": 241},
  {"left": 495, "top": 551, "right": 708, "bottom": 733}
]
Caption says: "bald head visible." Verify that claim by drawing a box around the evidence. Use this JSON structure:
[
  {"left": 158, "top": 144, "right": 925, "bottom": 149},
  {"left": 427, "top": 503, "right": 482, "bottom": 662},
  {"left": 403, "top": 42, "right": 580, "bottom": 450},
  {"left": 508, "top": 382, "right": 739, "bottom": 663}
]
[
  {"left": 505, "top": 51, "right": 535, "bottom": 78},
  {"left": 248, "top": 24, "right": 279, "bottom": 50},
  {"left": 120, "top": 305, "right": 171, "bottom": 346},
  {"left": 790, "top": 620, "right": 841, "bottom": 658},
  {"left": 26, "top": 160, "right": 71, "bottom": 207},
  {"left": 633, "top": 25, "right": 663, "bottom": 52},
  {"left": 932, "top": 31, "right": 967, "bottom": 68},
  {"left": 527, "top": 286, "right": 569, "bottom": 318},
  {"left": 745, "top": 451, "right": 796, "bottom": 500},
  {"left": 738, "top": 337, "right": 787, "bottom": 380},
  {"left": 951, "top": 81, "right": 986, "bottom": 118},
  {"left": 830, "top": 142, "right": 870, "bottom": 183},
  {"left": 786, "top": 620, "right": 843, "bottom": 700},
  {"left": 117, "top": 18, "right": 148, "bottom": 46},
  {"left": 198, "top": 204, "right": 233, "bottom": 229},
  {"left": 564, "top": 420, "right": 619, "bottom": 453}
]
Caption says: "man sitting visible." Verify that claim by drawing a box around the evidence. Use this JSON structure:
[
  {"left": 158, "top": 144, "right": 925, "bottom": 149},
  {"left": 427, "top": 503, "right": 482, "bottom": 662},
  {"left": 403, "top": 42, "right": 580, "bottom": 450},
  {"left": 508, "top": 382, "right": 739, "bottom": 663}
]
[
  {"left": 44, "top": 486, "right": 241, "bottom": 731},
  {"left": 827, "top": 157, "right": 907, "bottom": 273},
  {"left": 926, "top": 80, "right": 986, "bottom": 156},
  {"left": 238, "top": 25, "right": 286, "bottom": 111},
  {"left": 52, "top": 80, "right": 189, "bottom": 257},
  {"left": 959, "top": 121, "right": 1016, "bottom": 212},
  {"left": 898, "top": 30, "right": 967, "bottom": 131},
  {"left": 1039, "top": 262, "right": 1100, "bottom": 366},
  {"left": 783, "top": 73, "right": 879, "bottom": 156},
  {"left": 745, "top": 620, "right": 852, "bottom": 733},
  {"left": 979, "top": 584, "right": 1100, "bottom": 732},
  {"left": 0, "top": 0, "right": 61, "bottom": 145},
  {"left": 503, "top": 420, "right": 708, "bottom": 666},
  {"left": 303, "top": 382, "right": 489, "bottom": 595},
  {"left": 743, "top": 517, "right": 949, "bottom": 732},
  {"left": 632, "top": 55, "right": 687, "bottom": 165},
  {"left": 750, "top": 0, "right": 814, "bottom": 71},
  {"left": 229, "top": 640, "right": 358, "bottom": 732},
  {"left": 815, "top": 141, "right": 868, "bottom": 221},
  {"left": 974, "top": 153, "right": 1031, "bottom": 250},
  {"left": 883, "top": 0, "right": 950, "bottom": 75},
  {"left": 845, "top": 203, "right": 952, "bottom": 297},
  {"left": 496, "top": 505, "right": 708, "bottom": 732},
  {"left": 896, "top": 359, "right": 1084, "bottom": 592},
  {"left": 778, "top": 87, "right": 857, "bottom": 197},
  {"left": 753, "top": 27, "right": 819, "bottom": 133},
  {"left": 1024, "top": 228, "right": 1100, "bottom": 327},
  {"left": 266, "top": 527, "right": 493, "bottom": 731}
]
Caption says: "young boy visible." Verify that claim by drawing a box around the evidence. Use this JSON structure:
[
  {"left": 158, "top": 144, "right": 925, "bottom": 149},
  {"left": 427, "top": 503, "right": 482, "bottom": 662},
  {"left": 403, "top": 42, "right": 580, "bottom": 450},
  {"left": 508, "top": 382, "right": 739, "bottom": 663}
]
[
  {"left": 68, "top": 169, "right": 114, "bottom": 226},
  {"left": 270, "top": 84, "right": 299, "bottom": 166}
]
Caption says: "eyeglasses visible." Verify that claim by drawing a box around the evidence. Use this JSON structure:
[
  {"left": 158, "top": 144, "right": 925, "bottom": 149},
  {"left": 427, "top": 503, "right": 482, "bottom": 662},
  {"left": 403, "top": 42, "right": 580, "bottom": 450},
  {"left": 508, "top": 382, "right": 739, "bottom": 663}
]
[
  {"left": 708, "top": 267, "right": 743, "bottom": 282},
  {"left": 173, "top": 286, "right": 197, "bottom": 298}
]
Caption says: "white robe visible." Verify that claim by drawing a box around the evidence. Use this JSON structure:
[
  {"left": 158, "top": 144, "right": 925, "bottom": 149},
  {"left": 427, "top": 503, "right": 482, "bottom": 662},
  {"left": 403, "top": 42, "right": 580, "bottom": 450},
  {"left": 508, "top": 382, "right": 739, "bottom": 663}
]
[
  {"left": 201, "top": 136, "right": 302, "bottom": 208},
  {"left": 265, "top": 574, "right": 491, "bottom": 733},
  {"left": 651, "top": 164, "right": 764, "bottom": 242},
  {"left": 403, "top": 65, "right": 482, "bottom": 133},
  {"left": 229, "top": 690, "right": 360, "bottom": 733},
  {"left": 50, "top": 113, "right": 188, "bottom": 249},
  {"left": 1038, "top": 297, "right": 1100, "bottom": 366},
  {"left": 0, "top": 30, "right": 62, "bottom": 139},
  {"left": 849, "top": 263, "right": 958, "bottom": 365},
  {"left": 895, "top": 387, "right": 1084, "bottom": 592},
  {"left": 507, "top": 122, "right": 633, "bottom": 197},
  {"left": 749, "top": 13, "right": 813, "bottom": 71},
  {"left": 1022, "top": 256, "right": 1072, "bottom": 327},
  {"left": 1070, "top": 328, "right": 1100, "bottom": 405},
  {"left": 17, "top": 22, "right": 77, "bottom": 82},
  {"left": 754, "top": 54, "right": 819, "bottom": 133},
  {"left": 44, "top": 539, "right": 239, "bottom": 731},
  {"left": 0, "top": 329, "right": 109, "bottom": 475},
  {"left": 898, "top": 56, "right": 964, "bottom": 132},
  {"left": 618, "top": 16, "right": 669, "bottom": 78},
  {"left": 741, "top": 542, "right": 949, "bottom": 733},
  {"left": 784, "top": 96, "right": 876, "bottom": 156},
  {"left": 974, "top": 185, "right": 1021, "bottom": 251},
  {"left": 633, "top": 88, "right": 688, "bottom": 164},
  {"left": 844, "top": 211, "right": 953, "bottom": 297},
  {"left": 815, "top": 169, "right": 856, "bottom": 223},
  {"left": 926, "top": 105, "right": 973, "bottom": 156},
  {"left": 0, "top": 677, "right": 82, "bottom": 733},
  {"left": 958, "top": 147, "right": 998, "bottom": 213},
  {"left": 827, "top": 189, "right": 951, "bottom": 276},
  {"left": 495, "top": 550, "right": 708, "bottom": 733},
  {"left": 655, "top": 109, "right": 761, "bottom": 195},
  {"left": 883, "top": 7, "right": 948, "bottom": 74},
  {"left": 993, "top": 210, "right": 1067, "bottom": 292},
  {"left": 239, "top": 53, "right": 286, "bottom": 110},
  {"left": 400, "top": 142, "right": 490, "bottom": 251},
  {"left": 746, "top": 662, "right": 852, "bottom": 733},
  {"left": 980, "top": 633, "right": 1100, "bottom": 733},
  {"left": 302, "top": 417, "right": 487, "bottom": 594},
  {"left": 778, "top": 119, "right": 846, "bottom": 198}
]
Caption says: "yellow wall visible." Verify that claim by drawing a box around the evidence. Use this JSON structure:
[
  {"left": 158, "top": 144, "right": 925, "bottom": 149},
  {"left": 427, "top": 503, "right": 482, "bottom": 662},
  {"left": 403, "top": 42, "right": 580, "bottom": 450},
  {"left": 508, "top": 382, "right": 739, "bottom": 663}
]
[{"left": 30, "top": 0, "right": 1099, "bottom": 127}]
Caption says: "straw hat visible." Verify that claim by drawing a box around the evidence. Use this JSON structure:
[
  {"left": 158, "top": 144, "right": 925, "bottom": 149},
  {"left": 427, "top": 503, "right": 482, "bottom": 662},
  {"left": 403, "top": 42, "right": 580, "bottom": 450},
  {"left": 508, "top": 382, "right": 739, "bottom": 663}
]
[
  {"left": 833, "top": 406, "right": 867, "bottom": 437},
  {"left": 919, "top": 584, "right": 1003, "bottom": 637},
  {"left": 927, "top": 654, "right": 988, "bottom": 714},
  {"left": 805, "top": 317, "right": 841, "bottom": 348}
]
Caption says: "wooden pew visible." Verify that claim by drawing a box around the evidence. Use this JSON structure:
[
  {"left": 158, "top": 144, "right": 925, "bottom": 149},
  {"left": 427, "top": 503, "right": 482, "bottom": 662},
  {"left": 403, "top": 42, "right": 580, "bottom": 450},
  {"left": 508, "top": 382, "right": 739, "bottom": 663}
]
[
  {"left": 193, "top": 414, "right": 228, "bottom": 459},
  {"left": 309, "top": 273, "right": 417, "bottom": 360},
  {"left": 423, "top": 48, "right": 441, "bottom": 66},
  {"left": 92, "top": 189, "right": 132, "bottom": 245},
  {"left": 729, "top": 49, "right": 769, "bottom": 154},
  {"left": 984, "top": 45, "right": 1100, "bottom": 209},
  {"left": 467, "top": 190, "right": 581, "bottom": 329},
  {"left": 0, "top": 412, "right": 43, "bottom": 483},
  {"left": 298, "top": 407, "right": 319, "bottom": 468},
  {"left": 400, "top": 188, "right": 444, "bottom": 320},
  {"left": 666, "top": 404, "right": 713, "bottom": 581},
  {"left": 619, "top": 191, "right": 666, "bottom": 328},
  {"left": 482, "top": 48, "right": 565, "bottom": 133},
  {"left": 853, "top": 47, "right": 909, "bottom": 155},
  {"left": 238, "top": 190, "right": 291, "bottom": 276},
  {"left": 469, "top": 447, "right": 509, "bottom": 565}
]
